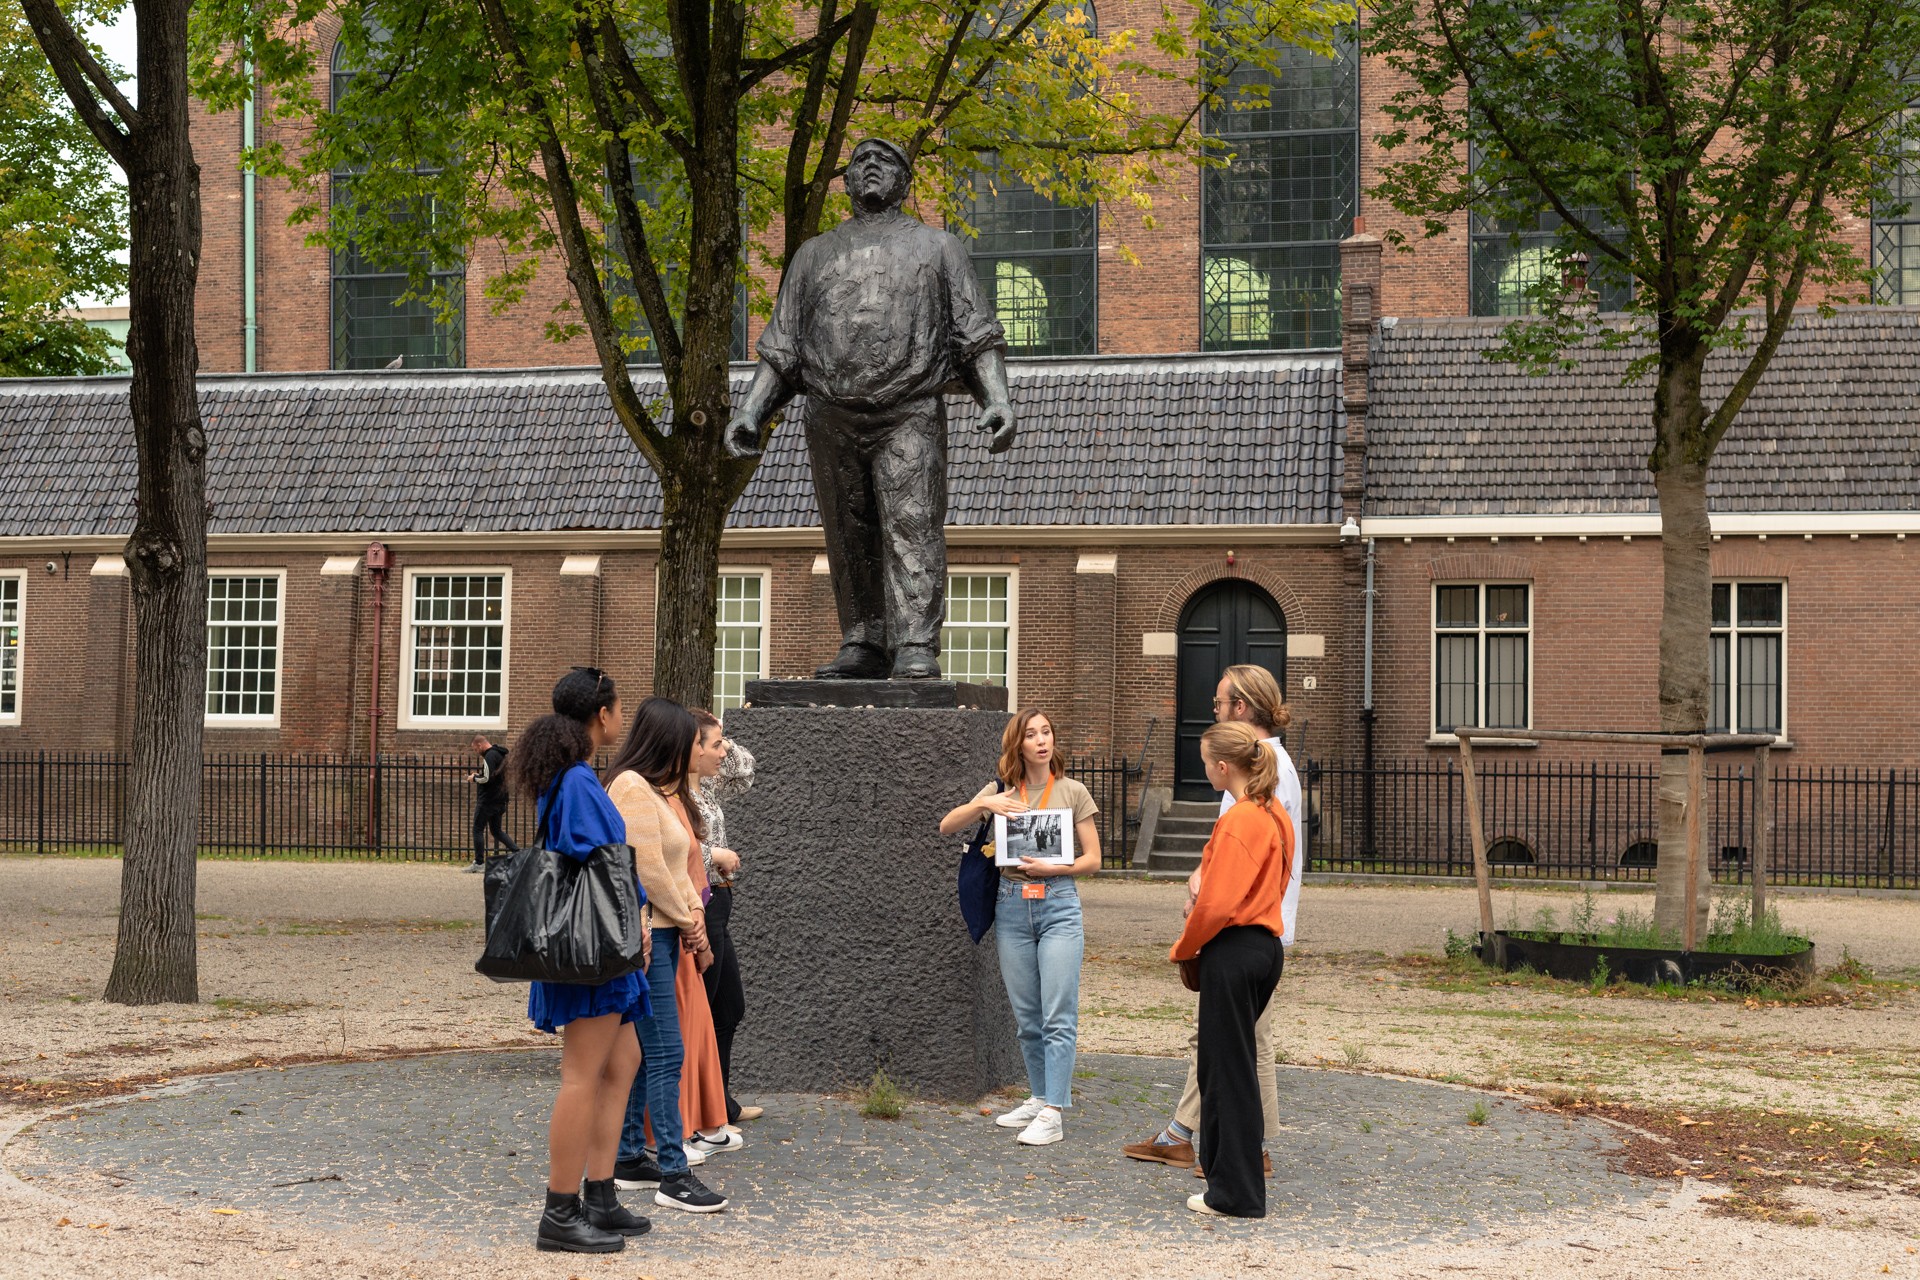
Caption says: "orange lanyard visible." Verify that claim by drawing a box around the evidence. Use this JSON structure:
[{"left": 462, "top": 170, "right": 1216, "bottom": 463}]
[{"left": 1017, "top": 776, "right": 1056, "bottom": 810}]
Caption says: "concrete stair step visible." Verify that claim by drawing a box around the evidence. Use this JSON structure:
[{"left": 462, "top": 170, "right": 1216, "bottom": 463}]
[
  {"left": 1152, "top": 832, "right": 1209, "bottom": 853},
  {"left": 1147, "top": 850, "right": 1202, "bottom": 874}
]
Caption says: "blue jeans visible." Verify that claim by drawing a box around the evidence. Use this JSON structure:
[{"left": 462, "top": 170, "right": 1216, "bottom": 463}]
[
  {"left": 620, "top": 928, "right": 687, "bottom": 1173},
  {"left": 994, "top": 877, "right": 1084, "bottom": 1108}
]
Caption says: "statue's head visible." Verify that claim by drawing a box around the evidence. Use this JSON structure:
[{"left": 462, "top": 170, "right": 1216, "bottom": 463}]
[{"left": 846, "top": 138, "right": 912, "bottom": 213}]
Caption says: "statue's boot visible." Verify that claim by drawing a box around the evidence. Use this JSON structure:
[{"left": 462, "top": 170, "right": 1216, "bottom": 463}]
[
  {"left": 890, "top": 644, "right": 942, "bottom": 680},
  {"left": 815, "top": 641, "right": 892, "bottom": 679}
]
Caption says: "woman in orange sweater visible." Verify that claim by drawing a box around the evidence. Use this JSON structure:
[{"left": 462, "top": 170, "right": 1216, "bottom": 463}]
[{"left": 1170, "top": 720, "right": 1294, "bottom": 1219}]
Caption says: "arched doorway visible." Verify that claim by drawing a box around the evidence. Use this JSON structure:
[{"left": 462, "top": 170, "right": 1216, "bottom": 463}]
[{"left": 1175, "top": 580, "right": 1287, "bottom": 800}]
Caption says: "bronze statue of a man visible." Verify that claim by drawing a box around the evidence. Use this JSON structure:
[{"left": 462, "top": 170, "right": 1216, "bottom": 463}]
[{"left": 725, "top": 138, "right": 1015, "bottom": 680}]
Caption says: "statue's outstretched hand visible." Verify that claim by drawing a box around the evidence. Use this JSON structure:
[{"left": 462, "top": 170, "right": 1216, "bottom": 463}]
[
  {"left": 980, "top": 402, "right": 1016, "bottom": 455},
  {"left": 724, "top": 414, "right": 764, "bottom": 460}
]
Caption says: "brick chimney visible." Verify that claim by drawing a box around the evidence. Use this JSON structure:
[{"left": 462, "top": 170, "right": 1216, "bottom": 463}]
[{"left": 1338, "top": 219, "right": 1383, "bottom": 521}]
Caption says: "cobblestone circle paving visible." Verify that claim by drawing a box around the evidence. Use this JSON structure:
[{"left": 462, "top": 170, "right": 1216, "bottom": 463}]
[{"left": 8, "top": 1051, "right": 1665, "bottom": 1259}]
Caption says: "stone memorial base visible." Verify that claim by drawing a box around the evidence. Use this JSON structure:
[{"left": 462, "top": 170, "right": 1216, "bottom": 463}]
[{"left": 721, "top": 692, "right": 1020, "bottom": 1102}]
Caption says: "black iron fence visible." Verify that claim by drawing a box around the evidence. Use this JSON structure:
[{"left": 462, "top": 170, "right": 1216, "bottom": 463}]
[
  {"left": 1299, "top": 757, "right": 1919, "bottom": 889},
  {"left": 0, "top": 750, "right": 1148, "bottom": 868}
]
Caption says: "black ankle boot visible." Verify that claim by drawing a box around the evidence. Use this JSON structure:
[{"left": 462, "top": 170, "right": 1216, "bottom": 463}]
[
  {"left": 582, "top": 1178, "right": 652, "bottom": 1236},
  {"left": 536, "top": 1189, "right": 625, "bottom": 1253}
]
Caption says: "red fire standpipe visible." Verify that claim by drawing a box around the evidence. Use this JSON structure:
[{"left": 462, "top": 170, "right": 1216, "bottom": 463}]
[{"left": 365, "top": 542, "right": 390, "bottom": 848}]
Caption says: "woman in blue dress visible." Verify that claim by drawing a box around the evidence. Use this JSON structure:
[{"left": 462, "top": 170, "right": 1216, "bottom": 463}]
[{"left": 507, "top": 666, "right": 652, "bottom": 1253}]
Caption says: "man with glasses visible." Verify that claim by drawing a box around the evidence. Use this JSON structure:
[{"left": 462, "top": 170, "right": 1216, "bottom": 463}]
[{"left": 1123, "top": 664, "right": 1302, "bottom": 1176}]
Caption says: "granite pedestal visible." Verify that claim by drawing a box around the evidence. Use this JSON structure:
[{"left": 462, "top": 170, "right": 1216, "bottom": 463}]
[{"left": 722, "top": 682, "right": 1019, "bottom": 1102}]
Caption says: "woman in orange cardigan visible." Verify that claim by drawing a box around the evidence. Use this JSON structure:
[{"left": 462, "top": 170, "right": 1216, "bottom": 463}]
[{"left": 1170, "top": 720, "right": 1294, "bottom": 1219}]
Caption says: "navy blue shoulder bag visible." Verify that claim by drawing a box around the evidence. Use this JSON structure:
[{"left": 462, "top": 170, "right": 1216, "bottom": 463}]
[{"left": 957, "top": 780, "right": 1005, "bottom": 943}]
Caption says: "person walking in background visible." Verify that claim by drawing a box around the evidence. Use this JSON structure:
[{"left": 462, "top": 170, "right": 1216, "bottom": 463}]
[
  {"left": 467, "top": 734, "right": 517, "bottom": 872},
  {"left": 1123, "top": 663, "right": 1301, "bottom": 1175},
  {"left": 690, "top": 709, "right": 759, "bottom": 1126},
  {"left": 1173, "top": 721, "right": 1293, "bottom": 1219},
  {"left": 939, "top": 709, "right": 1101, "bottom": 1147},
  {"left": 508, "top": 668, "right": 651, "bottom": 1252},
  {"left": 603, "top": 698, "right": 728, "bottom": 1214}
]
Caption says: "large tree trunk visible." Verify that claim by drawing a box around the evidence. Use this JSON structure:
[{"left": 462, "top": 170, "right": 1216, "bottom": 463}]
[
  {"left": 104, "top": 1, "right": 207, "bottom": 1005},
  {"left": 1650, "top": 343, "right": 1713, "bottom": 941},
  {"left": 654, "top": 475, "right": 729, "bottom": 708}
]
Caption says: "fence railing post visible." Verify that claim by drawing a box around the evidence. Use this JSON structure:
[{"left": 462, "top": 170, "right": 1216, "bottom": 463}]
[{"left": 36, "top": 750, "right": 46, "bottom": 856}]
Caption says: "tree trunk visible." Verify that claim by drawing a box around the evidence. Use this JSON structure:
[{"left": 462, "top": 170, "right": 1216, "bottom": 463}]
[
  {"left": 104, "top": 1, "right": 207, "bottom": 1005},
  {"left": 654, "top": 473, "right": 730, "bottom": 708},
  {"left": 1650, "top": 346, "right": 1713, "bottom": 941}
]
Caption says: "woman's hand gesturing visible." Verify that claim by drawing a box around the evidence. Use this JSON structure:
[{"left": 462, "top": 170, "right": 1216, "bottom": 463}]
[{"left": 977, "top": 791, "right": 1030, "bottom": 818}]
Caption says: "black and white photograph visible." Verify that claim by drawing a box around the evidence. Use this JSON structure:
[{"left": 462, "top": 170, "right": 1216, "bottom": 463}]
[{"left": 993, "top": 808, "right": 1076, "bottom": 868}]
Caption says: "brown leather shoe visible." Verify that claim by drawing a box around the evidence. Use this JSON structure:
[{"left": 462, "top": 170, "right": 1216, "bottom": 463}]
[
  {"left": 1121, "top": 1138, "right": 1195, "bottom": 1168},
  {"left": 1192, "top": 1152, "right": 1274, "bottom": 1178}
]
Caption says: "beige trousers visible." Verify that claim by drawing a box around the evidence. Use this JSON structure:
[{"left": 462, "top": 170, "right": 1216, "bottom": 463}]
[{"left": 1172, "top": 988, "right": 1279, "bottom": 1138}]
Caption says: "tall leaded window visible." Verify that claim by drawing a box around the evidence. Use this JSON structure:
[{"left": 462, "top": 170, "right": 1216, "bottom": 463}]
[
  {"left": 1875, "top": 107, "right": 1920, "bottom": 302},
  {"left": 330, "top": 33, "right": 464, "bottom": 369},
  {"left": 1470, "top": 206, "right": 1634, "bottom": 315},
  {"left": 958, "top": 161, "right": 1097, "bottom": 356},
  {"left": 1433, "top": 584, "right": 1531, "bottom": 734},
  {"left": 1202, "top": 28, "right": 1357, "bottom": 351},
  {"left": 205, "top": 574, "right": 282, "bottom": 722},
  {"left": 1710, "top": 582, "right": 1785, "bottom": 737},
  {"left": 712, "top": 572, "right": 766, "bottom": 714},
  {"left": 0, "top": 575, "right": 20, "bottom": 721},
  {"left": 943, "top": 572, "right": 1013, "bottom": 690},
  {"left": 405, "top": 572, "right": 507, "bottom": 724}
]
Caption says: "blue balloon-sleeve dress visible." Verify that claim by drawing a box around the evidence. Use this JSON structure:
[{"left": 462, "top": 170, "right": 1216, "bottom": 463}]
[{"left": 525, "top": 761, "right": 652, "bottom": 1034}]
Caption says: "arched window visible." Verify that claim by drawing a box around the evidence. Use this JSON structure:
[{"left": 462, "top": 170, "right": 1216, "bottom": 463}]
[
  {"left": 1201, "top": 27, "right": 1357, "bottom": 351},
  {"left": 329, "top": 28, "right": 464, "bottom": 369},
  {"left": 954, "top": 2, "right": 1098, "bottom": 356}
]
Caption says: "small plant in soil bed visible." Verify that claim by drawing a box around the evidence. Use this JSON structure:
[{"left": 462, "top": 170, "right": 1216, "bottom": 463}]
[{"left": 1477, "top": 890, "right": 1816, "bottom": 989}]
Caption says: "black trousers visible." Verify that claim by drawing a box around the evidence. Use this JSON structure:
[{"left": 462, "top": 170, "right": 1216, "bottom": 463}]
[
  {"left": 471, "top": 804, "right": 516, "bottom": 864},
  {"left": 702, "top": 884, "right": 747, "bottom": 1118},
  {"left": 1196, "top": 926, "right": 1284, "bottom": 1217}
]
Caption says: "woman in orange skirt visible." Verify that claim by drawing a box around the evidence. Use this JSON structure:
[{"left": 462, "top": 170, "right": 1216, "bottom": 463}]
[{"left": 659, "top": 745, "right": 735, "bottom": 1155}]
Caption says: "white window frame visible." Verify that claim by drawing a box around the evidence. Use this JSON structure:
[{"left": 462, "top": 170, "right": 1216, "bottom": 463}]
[
  {"left": 712, "top": 567, "right": 771, "bottom": 714},
  {"left": 0, "top": 572, "right": 22, "bottom": 725},
  {"left": 1711, "top": 579, "right": 1788, "bottom": 740},
  {"left": 1429, "top": 581, "right": 1534, "bottom": 739},
  {"left": 399, "top": 567, "right": 512, "bottom": 729},
  {"left": 942, "top": 566, "right": 1020, "bottom": 704},
  {"left": 204, "top": 569, "right": 287, "bottom": 727}
]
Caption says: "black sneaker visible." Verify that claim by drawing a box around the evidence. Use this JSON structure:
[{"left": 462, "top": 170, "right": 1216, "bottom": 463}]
[
  {"left": 654, "top": 1171, "right": 727, "bottom": 1213},
  {"left": 613, "top": 1155, "right": 662, "bottom": 1191}
]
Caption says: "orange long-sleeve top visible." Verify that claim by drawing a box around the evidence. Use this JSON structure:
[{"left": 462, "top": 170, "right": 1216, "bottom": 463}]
[{"left": 1170, "top": 796, "right": 1294, "bottom": 962}]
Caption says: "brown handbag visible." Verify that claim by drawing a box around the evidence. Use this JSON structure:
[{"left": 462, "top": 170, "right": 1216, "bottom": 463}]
[{"left": 1177, "top": 955, "right": 1202, "bottom": 993}]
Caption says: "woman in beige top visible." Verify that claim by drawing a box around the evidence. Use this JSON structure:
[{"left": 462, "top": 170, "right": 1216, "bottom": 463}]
[
  {"left": 939, "top": 709, "right": 1100, "bottom": 1148},
  {"left": 600, "top": 697, "right": 727, "bottom": 1214}
]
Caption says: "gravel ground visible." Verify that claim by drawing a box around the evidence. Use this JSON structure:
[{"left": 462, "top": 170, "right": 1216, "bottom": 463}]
[{"left": 3, "top": 857, "right": 1918, "bottom": 1278}]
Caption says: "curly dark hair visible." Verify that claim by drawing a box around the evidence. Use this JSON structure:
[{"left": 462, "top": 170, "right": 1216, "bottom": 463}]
[
  {"left": 508, "top": 667, "right": 617, "bottom": 806},
  {"left": 605, "top": 696, "right": 706, "bottom": 844}
]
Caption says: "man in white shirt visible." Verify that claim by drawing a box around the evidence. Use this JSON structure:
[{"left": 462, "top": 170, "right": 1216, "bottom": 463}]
[{"left": 1123, "top": 664, "right": 1301, "bottom": 1174}]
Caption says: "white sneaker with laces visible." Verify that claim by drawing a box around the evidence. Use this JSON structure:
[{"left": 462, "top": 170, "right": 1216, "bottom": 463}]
[
  {"left": 689, "top": 1128, "right": 745, "bottom": 1155},
  {"left": 994, "top": 1096, "right": 1046, "bottom": 1129},
  {"left": 1017, "top": 1107, "right": 1064, "bottom": 1146}
]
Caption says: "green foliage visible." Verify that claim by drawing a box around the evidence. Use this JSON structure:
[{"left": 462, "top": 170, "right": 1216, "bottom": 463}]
[
  {"left": 860, "top": 1068, "right": 905, "bottom": 1120},
  {"left": 1443, "top": 926, "right": 1478, "bottom": 960},
  {"left": 1465, "top": 1100, "right": 1489, "bottom": 1126},
  {"left": 0, "top": 0, "right": 129, "bottom": 376},
  {"left": 1825, "top": 946, "right": 1874, "bottom": 986},
  {"left": 1588, "top": 952, "right": 1610, "bottom": 992}
]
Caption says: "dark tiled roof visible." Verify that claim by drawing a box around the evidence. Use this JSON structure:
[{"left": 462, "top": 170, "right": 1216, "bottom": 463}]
[
  {"left": 1365, "top": 308, "right": 1920, "bottom": 515},
  {"left": 0, "top": 356, "right": 1342, "bottom": 537}
]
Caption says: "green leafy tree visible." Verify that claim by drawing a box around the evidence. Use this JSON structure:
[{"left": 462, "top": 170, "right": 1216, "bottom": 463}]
[
  {"left": 1, "top": 0, "right": 128, "bottom": 376},
  {"left": 194, "top": 0, "right": 1349, "bottom": 706},
  {"left": 1369, "top": 0, "right": 1920, "bottom": 932},
  {"left": 21, "top": 0, "right": 212, "bottom": 1004}
]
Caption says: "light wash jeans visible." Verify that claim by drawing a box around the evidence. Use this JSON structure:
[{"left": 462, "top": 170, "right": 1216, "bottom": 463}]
[{"left": 993, "top": 876, "right": 1085, "bottom": 1108}]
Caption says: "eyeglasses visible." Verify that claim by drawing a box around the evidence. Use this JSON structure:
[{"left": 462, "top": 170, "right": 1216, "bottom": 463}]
[
  {"left": 571, "top": 665, "right": 609, "bottom": 691},
  {"left": 1211, "top": 696, "right": 1240, "bottom": 712}
]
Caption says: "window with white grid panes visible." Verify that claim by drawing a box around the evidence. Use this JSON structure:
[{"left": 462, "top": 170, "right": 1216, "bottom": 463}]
[
  {"left": 711, "top": 572, "right": 765, "bottom": 714},
  {"left": 942, "top": 573, "right": 1012, "bottom": 689},
  {"left": 407, "top": 573, "right": 507, "bottom": 723},
  {"left": 1433, "top": 583, "right": 1531, "bottom": 735},
  {"left": 1710, "top": 582, "right": 1785, "bottom": 737},
  {"left": 0, "top": 575, "right": 20, "bottom": 721},
  {"left": 205, "top": 574, "right": 283, "bottom": 721}
]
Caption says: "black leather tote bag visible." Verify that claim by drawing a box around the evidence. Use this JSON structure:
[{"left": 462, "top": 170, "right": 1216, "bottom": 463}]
[{"left": 476, "top": 780, "right": 647, "bottom": 984}]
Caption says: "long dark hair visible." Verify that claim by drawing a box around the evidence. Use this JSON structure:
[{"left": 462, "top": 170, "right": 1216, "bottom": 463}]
[
  {"left": 605, "top": 696, "right": 706, "bottom": 843},
  {"left": 509, "top": 667, "right": 617, "bottom": 803}
]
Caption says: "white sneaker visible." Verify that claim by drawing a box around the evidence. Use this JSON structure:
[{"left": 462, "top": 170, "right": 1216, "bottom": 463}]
[
  {"left": 679, "top": 1143, "right": 707, "bottom": 1167},
  {"left": 994, "top": 1096, "right": 1046, "bottom": 1129},
  {"left": 1187, "top": 1192, "right": 1226, "bottom": 1216},
  {"left": 1017, "top": 1107, "right": 1064, "bottom": 1146},
  {"left": 689, "top": 1128, "right": 744, "bottom": 1155}
]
